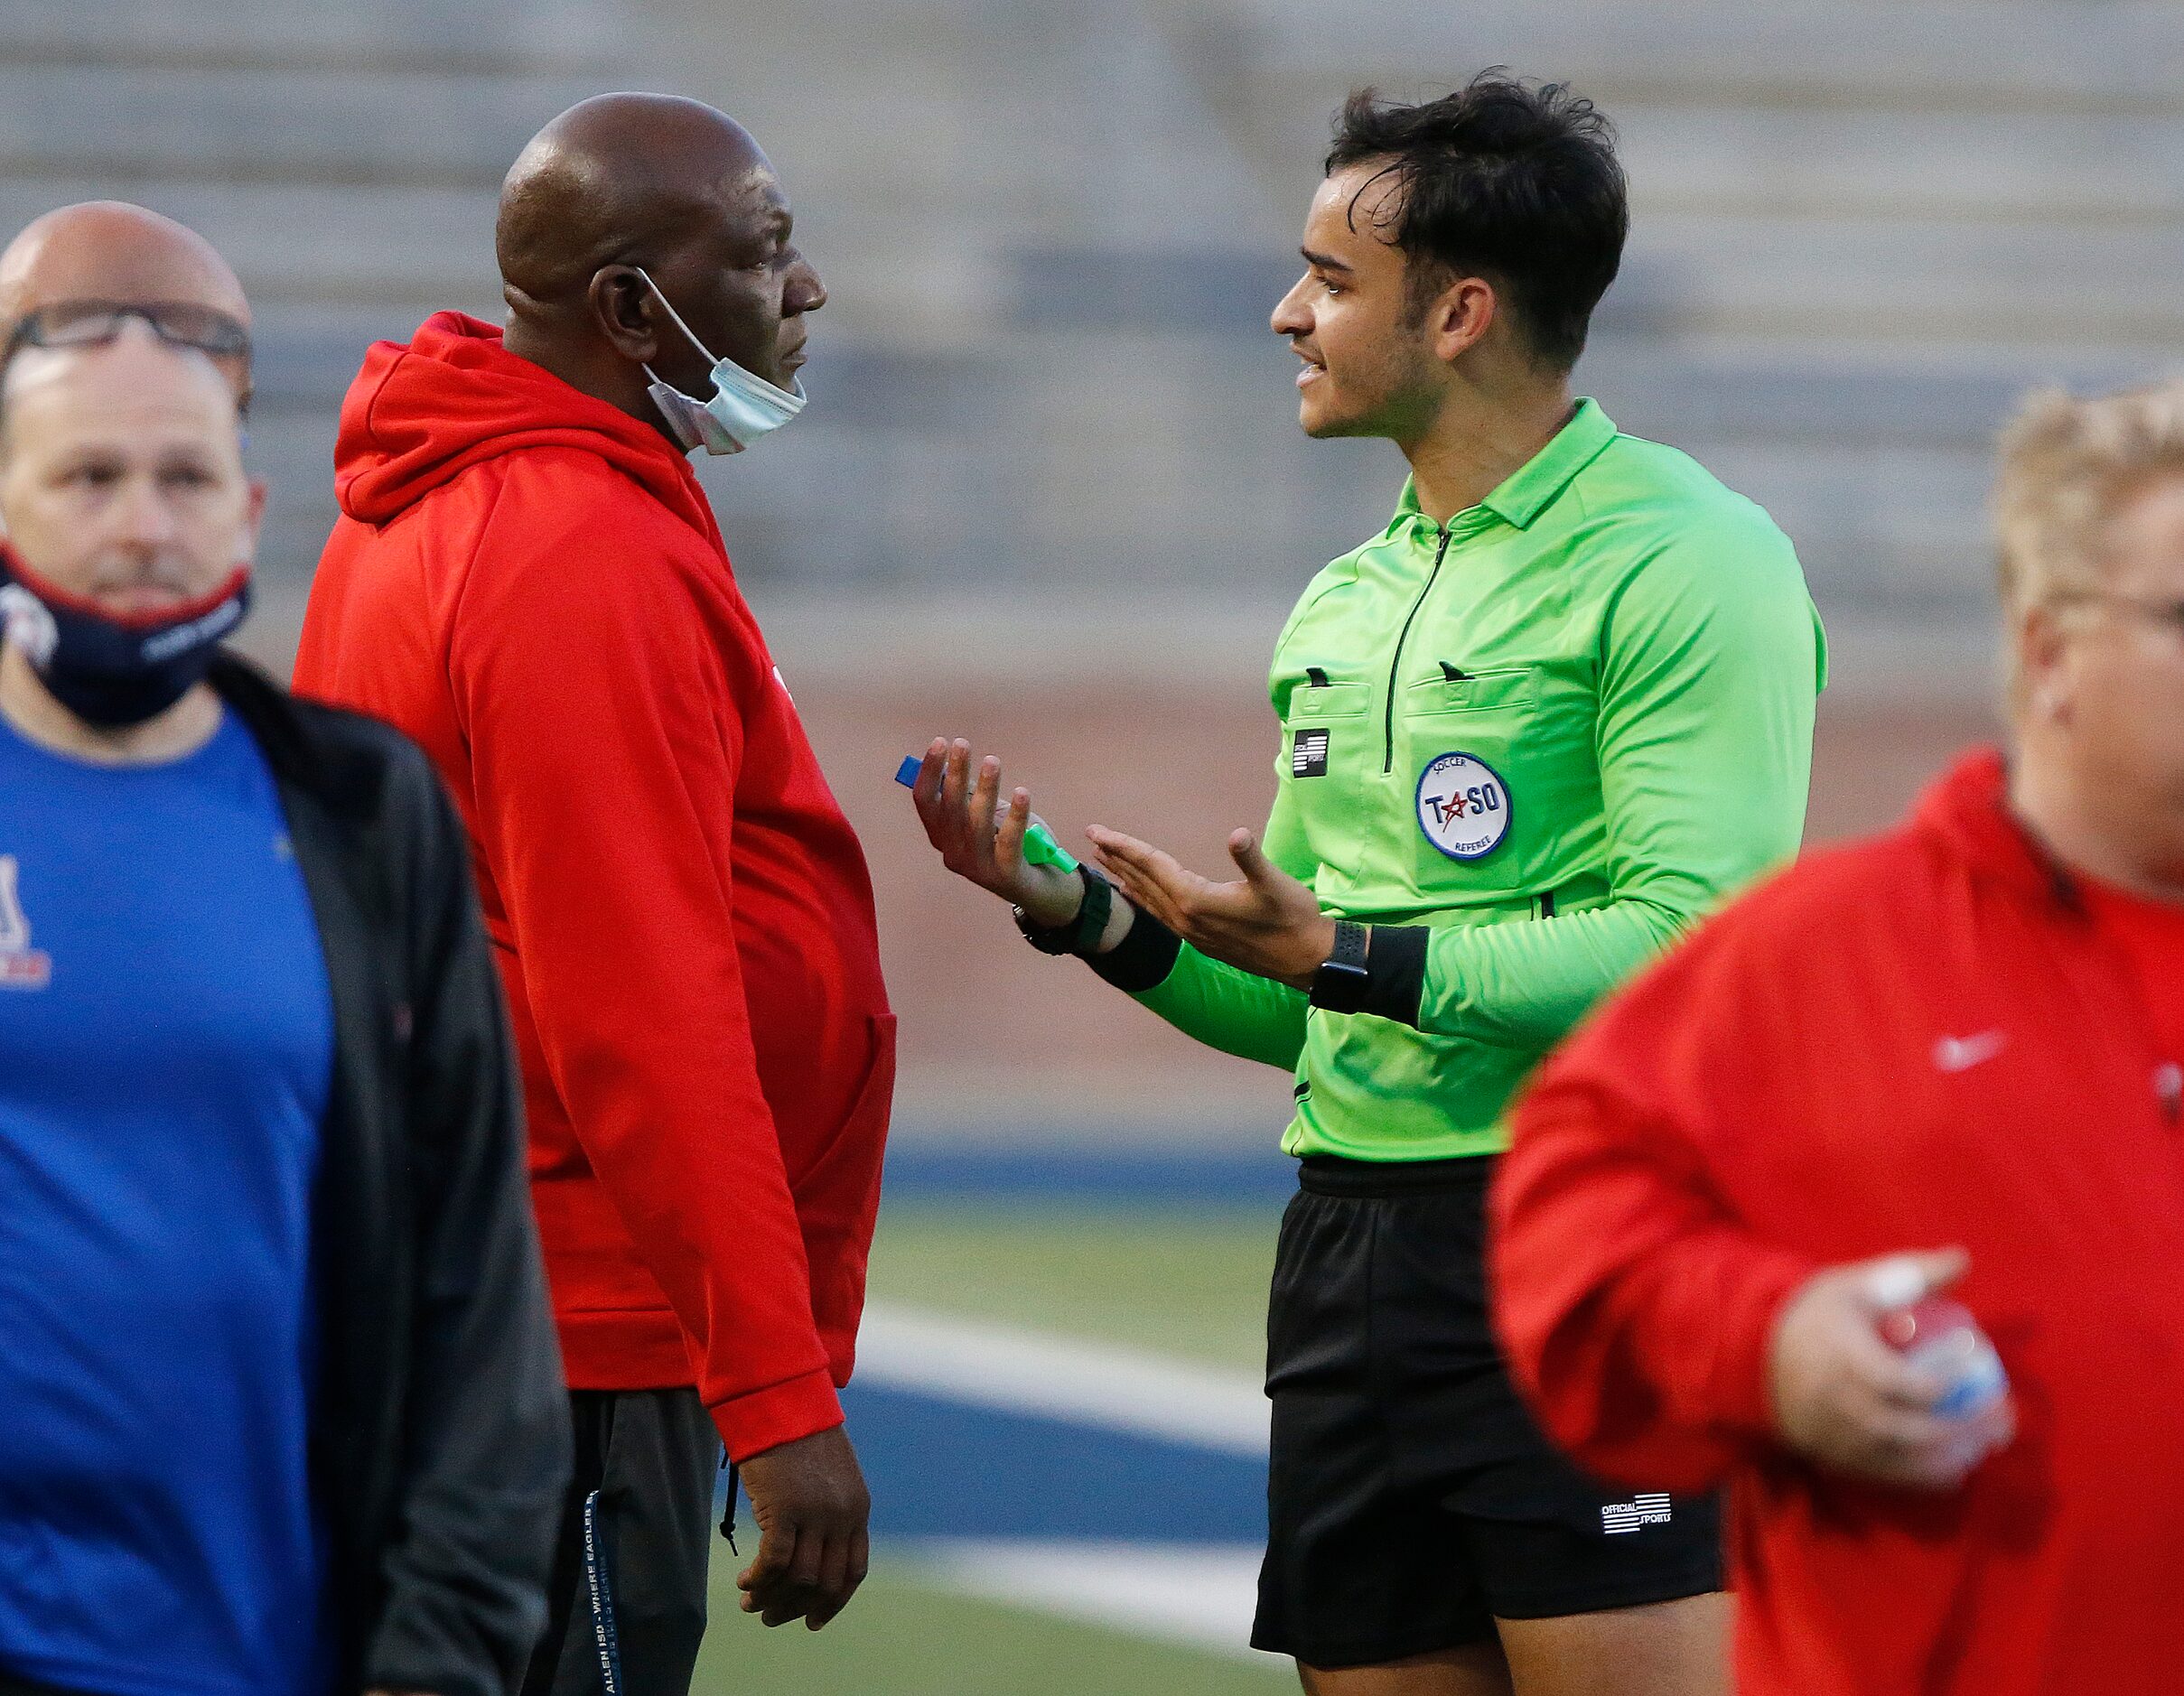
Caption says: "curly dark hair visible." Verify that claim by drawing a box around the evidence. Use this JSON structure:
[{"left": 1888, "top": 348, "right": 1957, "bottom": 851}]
[{"left": 1327, "top": 71, "right": 1627, "bottom": 370}]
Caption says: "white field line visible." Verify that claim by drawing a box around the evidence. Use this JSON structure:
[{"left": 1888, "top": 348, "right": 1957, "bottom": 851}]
[
  {"left": 916, "top": 1537, "right": 1277, "bottom": 1664},
  {"left": 854, "top": 1301, "right": 1270, "bottom": 1458}
]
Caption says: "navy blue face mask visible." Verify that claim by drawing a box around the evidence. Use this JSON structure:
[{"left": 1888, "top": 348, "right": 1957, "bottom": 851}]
[{"left": 0, "top": 548, "right": 251, "bottom": 728}]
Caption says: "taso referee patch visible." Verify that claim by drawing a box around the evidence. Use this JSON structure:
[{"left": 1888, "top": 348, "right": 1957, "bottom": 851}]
[
  {"left": 1291, "top": 729, "right": 1330, "bottom": 778},
  {"left": 1416, "top": 750, "right": 1511, "bottom": 861}
]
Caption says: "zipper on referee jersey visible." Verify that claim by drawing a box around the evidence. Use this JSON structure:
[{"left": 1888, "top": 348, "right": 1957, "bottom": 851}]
[{"left": 1383, "top": 524, "right": 1454, "bottom": 773}]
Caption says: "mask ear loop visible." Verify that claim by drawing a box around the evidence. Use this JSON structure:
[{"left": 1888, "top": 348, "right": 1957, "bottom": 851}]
[{"left": 630, "top": 266, "right": 721, "bottom": 368}]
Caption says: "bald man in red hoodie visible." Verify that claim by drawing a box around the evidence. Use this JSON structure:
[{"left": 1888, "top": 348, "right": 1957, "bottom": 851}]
[{"left": 294, "top": 95, "right": 892, "bottom": 1693}]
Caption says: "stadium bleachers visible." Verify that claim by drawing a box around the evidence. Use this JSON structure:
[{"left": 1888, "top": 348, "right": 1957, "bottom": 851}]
[
  {"left": 0, "top": 0, "right": 630, "bottom": 584},
  {"left": 645, "top": 0, "right": 2184, "bottom": 653},
  {"left": 13, "top": 0, "right": 2179, "bottom": 655}
]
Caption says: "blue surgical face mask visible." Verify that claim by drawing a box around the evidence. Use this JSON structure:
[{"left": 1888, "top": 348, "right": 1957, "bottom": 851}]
[
  {"left": 0, "top": 547, "right": 250, "bottom": 727},
  {"left": 635, "top": 267, "right": 807, "bottom": 456}
]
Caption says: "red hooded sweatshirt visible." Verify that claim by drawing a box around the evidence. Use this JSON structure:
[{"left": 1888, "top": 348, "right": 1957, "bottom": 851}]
[
  {"left": 1491, "top": 749, "right": 2184, "bottom": 1695},
  {"left": 294, "top": 312, "right": 894, "bottom": 1460}
]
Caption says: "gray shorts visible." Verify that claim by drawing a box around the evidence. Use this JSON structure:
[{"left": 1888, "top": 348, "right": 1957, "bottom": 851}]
[{"left": 521, "top": 1388, "right": 724, "bottom": 1696}]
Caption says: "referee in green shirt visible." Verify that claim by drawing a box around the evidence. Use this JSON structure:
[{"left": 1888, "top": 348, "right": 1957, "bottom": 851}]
[{"left": 912, "top": 74, "right": 1825, "bottom": 1696}]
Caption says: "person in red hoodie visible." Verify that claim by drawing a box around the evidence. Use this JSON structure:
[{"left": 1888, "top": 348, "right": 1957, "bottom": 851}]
[
  {"left": 1489, "top": 375, "right": 2184, "bottom": 1696},
  {"left": 293, "top": 93, "right": 894, "bottom": 1692}
]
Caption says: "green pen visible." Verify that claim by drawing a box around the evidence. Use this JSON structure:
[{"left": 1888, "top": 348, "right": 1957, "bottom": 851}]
[{"left": 896, "top": 755, "right": 1080, "bottom": 873}]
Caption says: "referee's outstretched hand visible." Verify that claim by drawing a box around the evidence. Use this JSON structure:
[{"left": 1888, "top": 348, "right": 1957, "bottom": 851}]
[
  {"left": 1769, "top": 1249, "right": 2014, "bottom": 1491},
  {"left": 1087, "top": 824, "right": 1336, "bottom": 989},
  {"left": 736, "top": 1424, "right": 873, "bottom": 1630}
]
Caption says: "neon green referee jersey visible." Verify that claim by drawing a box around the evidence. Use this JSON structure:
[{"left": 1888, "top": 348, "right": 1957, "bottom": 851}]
[{"left": 1123, "top": 398, "right": 1826, "bottom": 1160}]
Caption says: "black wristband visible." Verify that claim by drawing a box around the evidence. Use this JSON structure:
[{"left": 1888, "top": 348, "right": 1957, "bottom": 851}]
[
  {"left": 1085, "top": 902, "right": 1181, "bottom": 992},
  {"left": 1358, "top": 924, "right": 1428, "bottom": 1027},
  {"left": 1014, "top": 865, "right": 1114, "bottom": 956}
]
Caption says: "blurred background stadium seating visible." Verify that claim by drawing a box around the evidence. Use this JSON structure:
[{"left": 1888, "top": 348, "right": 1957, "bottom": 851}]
[{"left": 12, "top": 1, "right": 2175, "bottom": 1685}]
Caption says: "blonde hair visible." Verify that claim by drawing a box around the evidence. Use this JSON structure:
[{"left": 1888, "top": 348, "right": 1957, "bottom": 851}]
[{"left": 1994, "top": 377, "right": 2184, "bottom": 612}]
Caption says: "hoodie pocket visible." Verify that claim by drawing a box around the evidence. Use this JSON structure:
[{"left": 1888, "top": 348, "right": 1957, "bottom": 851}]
[{"left": 798, "top": 1013, "right": 897, "bottom": 1380}]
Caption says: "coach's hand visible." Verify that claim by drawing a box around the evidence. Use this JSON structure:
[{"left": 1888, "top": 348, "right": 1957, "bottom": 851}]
[
  {"left": 910, "top": 738, "right": 1083, "bottom": 927},
  {"left": 736, "top": 1424, "right": 872, "bottom": 1630},
  {"left": 1769, "top": 1248, "right": 2013, "bottom": 1490},
  {"left": 1087, "top": 825, "right": 1335, "bottom": 989}
]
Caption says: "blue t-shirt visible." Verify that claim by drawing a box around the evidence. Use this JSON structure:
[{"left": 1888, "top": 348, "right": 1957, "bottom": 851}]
[{"left": 0, "top": 708, "right": 335, "bottom": 1696}]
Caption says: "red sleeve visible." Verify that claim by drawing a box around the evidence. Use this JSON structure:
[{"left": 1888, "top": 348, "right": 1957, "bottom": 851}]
[
  {"left": 451, "top": 476, "right": 838, "bottom": 1460},
  {"left": 1485, "top": 894, "right": 1825, "bottom": 1493},
  {"left": 1491, "top": 1080, "right": 1815, "bottom": 1493}
]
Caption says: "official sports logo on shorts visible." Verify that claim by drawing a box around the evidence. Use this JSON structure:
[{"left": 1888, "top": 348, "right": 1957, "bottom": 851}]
[
  {"left": 1415, "top": 751, "right": 1511, "bottom": 861},
  {"left": 1291, "top": 728, "right": 1330, "bottom": 778},
  {"left": 0, "top": 855, "right": 52, "bottom": 990},
  {"left": 1601, "top": 1494, "right": 1672, "bottom": 1535}
]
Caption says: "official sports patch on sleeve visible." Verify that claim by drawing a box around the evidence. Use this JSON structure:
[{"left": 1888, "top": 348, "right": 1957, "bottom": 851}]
[{"left": 1291, "top": 728, "right": 1330, "bottom": 778}]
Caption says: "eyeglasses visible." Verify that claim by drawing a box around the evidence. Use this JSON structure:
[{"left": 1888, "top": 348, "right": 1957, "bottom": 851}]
[
  {"left": 2050, "top": 589, "right": 2184, "bottom": 637},
  {"left": 5, "top": 299, "right": 251, "bottom": 362}
]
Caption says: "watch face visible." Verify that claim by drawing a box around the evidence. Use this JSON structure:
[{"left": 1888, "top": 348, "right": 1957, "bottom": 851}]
[{"left": 1313, "top": 958, "right": 1371, "bottom": 1012}]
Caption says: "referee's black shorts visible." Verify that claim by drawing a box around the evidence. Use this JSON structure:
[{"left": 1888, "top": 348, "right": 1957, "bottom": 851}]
[{"left": 1251, "top": 1153, "right": 1722, "bottom": 1670}]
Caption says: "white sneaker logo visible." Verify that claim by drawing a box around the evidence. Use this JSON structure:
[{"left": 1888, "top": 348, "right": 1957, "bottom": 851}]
[
  {"left": 1601, "top": 1494, "right": 1672, "bottom": 1535},
  {"left": 1934, "top": 1030, "right": 2008, "bottom": 1073}
]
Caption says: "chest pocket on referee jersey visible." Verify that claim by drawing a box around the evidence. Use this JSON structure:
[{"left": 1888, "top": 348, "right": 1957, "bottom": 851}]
[
  {"left": 1399, "top": 665, "right": 1537, "bottom": 886},
  {"left": 1402, "top": 664, "right": 1535, "bottom": 718},
  {"left": 1274, "top": 666, "right": 1370, "bottom": 872}
]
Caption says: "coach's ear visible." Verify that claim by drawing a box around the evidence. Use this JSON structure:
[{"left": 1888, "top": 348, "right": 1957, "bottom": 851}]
[
  {"left": 243, "top": 477, "right": 268, "bottom": 554},
  {"left": 1424, "top": 273, "right": 1498, "bottom": 366},
  {"left": 590, "top": 265, "right": 665, "bottom": 368},
  {"left": 2014, "top": 599, "right": 2076, "bottom": 728}
]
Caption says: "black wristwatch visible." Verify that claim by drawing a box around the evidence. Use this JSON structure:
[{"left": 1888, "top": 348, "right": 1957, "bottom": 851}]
[
  {"left": 1014, "top": 864, "right": 1115, "bottom": 956},
  {"left": 1309, "top": 919, "right": 1372, "bottom": 1012}
]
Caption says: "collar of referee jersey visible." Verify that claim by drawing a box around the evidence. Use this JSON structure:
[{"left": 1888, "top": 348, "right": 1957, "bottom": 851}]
[{"left": 1395, "top": 396, "right": 1618, "bottom": 534}]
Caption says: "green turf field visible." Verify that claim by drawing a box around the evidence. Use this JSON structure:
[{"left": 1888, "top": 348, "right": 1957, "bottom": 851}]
[
  {"left": 688, "top": 1197, "right": 1285, "bottom": 1695},
  {"left": 695, "top": 1555, "right": 1293, "bottom": 1695},
  {"left": 863, "top": 1198, "right": 1276, "bottom": 1371}
]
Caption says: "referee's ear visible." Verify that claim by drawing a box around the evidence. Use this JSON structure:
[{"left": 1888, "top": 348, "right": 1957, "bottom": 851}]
[{"left": 1425, "top": 273, "right": 1498, "bottom": 366}]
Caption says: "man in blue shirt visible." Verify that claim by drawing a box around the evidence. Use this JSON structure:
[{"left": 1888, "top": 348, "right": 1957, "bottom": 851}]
[{"left": 0, "top": 305, "right": 568, "bottom": 1691}]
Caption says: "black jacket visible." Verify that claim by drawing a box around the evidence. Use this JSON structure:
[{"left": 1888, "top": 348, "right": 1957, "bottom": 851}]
[{"left": 211, "top": 656, "right": 571, "bottom": 1696}]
